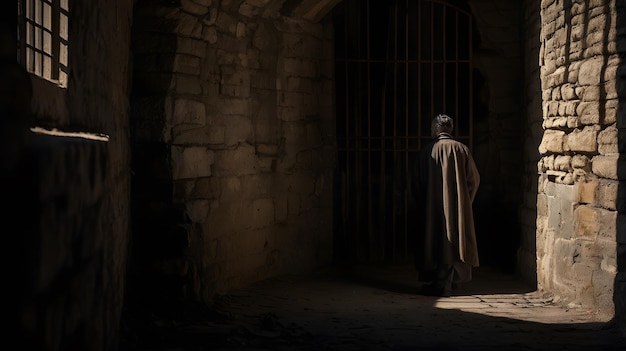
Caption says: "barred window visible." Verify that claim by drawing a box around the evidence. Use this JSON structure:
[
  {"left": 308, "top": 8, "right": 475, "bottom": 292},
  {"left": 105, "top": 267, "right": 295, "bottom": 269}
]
[{"left": 17, "top": 0, "right": 69, "bottom": 87}]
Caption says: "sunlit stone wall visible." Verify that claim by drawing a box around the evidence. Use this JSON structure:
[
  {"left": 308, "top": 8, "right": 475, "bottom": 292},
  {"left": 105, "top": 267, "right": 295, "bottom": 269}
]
[{"left": 537, "top": 0, "right": 623, "bottom": 319}]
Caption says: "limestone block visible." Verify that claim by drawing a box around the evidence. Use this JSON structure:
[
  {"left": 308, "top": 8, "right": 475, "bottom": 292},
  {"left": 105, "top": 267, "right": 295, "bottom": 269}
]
[
  {"left": 252, "top": 198, "right": 275, "bottom": 228},
  {"left": 597, "top": 125, "right": 618, "bottom": 155},
  {"left": 172, "top": 99, "right": 207, "bottom": 125},
  {"left": 538, "top": 129, "right": 565, "bottom": 154},
  {"left": 596, "top": 178, "right": 618, "bottom": 211},
  {"left": 241, "top": 174, "right": 274, "bottom": 199},
  {"left": 537, "top": 193, "right": 548, "bottom": 216},
  {"left": 172, "top": 75, "right": 202, "bottom": 95},
  {"left": 571, "top": 24, "right": 585, "bottom": 41},
  {"left": 172, "top": 125, "right": 225, "bottom": 145},
  {"left": 184, "top": 176, "right": 221, "bottom": 199},
  {"left": 604, "top": 80, "right": 618, "bottom": 100},
  {"left": 574, "top": 179, "right": 597, "bottom": 205},
  {"left": 171, "top": 145, "right": 214, "bottom": 179},
  {"left": 551, "top": 86, "right": 562, "bottom": 100},
  {"left": 581, "top": 85, "right": 601, "bottom": 102},
  {"left": 207, "top": 201, "right": 252, "bottom": 235},
  {"left": 174, "top": 54, "right": 201, "bottom": 75},
  {"left": 544, "top": 101, "right": 559, "bottom": 117},
  {"left": 570, "top": 1, "right": 586, "bottom": 16},
  {"left": 274, "top": 196, "right": 288, "bottom": 223},
  {"left": 220, "top": 66, "right": 251, "bottom": 97},
  {"left": 554, "top": 155, "right": 572, "bottom": 171},
  {"left": 182, "top": 0, "right": 210, "bottom": 15},
  {"left": 177, "top": 37, "right": 208, "bottom": 58},
  {"left": 565, "top": 126, "right": 599, "bottom": 153},
  {"left": 255, "top": 157, "right": 273, "bottom": 172},
  {"left": 591, "top": 154, "right": 618, "bottom": 180},
  {"left": 190, "top": 0, "right": 212, "bottom": 7},
  {"left": 176, "top": 11, "right": 204, "bottom": 38},
  {"left": 578, "top": 56, "right": 604, "bottom": 86},
  {"left": 538, "top": 156, "right": 548, "bottom": 172},
  {"left": 213, "top": 143, "right": 257, "bottom": 176},
  {"left": 571, "top": 154, "right": 590, "bottom": 169},
  {"left": 220, "top": 176, "right": 242, "bottom": 199},
  {"left": 576, "top": 101, "right": 601, "bottom": 125},
  {"left": 567, "top": 116, "right": 580, "bottom": 128},
  {"left": 561, "top": 83, "right": 578, "bottom": 101},
  {"left": 603, "top": 99, "right": 617, "bottom": 125},
  {"left": 574, "top": 205, "right": 602, "bottom": 239},
  {"left": 557, "top": 102, "right": 567, "bottom": 117},
  {"left": 203, "top": 26, "right": 218, "bottom": 44},
  {"left": 592, "top": 267, "right": 617, "bottom": 319},
  {"left": 216, "top": 11, "right": 238, "bottom": 35},
  {"left": 283, "top": 58, "right": 318, "bottom": 77},
  {"left": 256, "top": 143, "right": 279, "bottom": 157},
  {"left": 186, "top": 199, "right": 210, "bottom": 222}
]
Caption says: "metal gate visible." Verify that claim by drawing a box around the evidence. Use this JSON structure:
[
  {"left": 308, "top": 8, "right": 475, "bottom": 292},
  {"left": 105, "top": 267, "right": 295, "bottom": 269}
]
[{"left": 333, "top": 0, "right": 473, "bottom": 264}]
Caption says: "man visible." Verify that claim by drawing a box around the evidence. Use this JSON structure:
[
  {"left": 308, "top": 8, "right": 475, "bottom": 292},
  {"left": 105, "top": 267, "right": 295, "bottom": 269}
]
[{"left": 412, "top": 114, "right": 480, "bottom": 297}]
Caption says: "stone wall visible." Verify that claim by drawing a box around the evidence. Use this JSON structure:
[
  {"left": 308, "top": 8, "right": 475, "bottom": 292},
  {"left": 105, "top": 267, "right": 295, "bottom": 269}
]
[
  {"left": 130, "top": 0, "right": 335, "bottom": 312},
  {"left": 10, "top": 1, "right": 134, "bottom": 350},
  {"left": 537, "top": 0, "right": 622, "bottom": 319}
]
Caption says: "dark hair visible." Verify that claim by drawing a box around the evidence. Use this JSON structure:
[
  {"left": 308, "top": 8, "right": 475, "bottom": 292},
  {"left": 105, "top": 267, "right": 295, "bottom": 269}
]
[{"left": 433, "top": 114, "right": 454, "bottom": 132}]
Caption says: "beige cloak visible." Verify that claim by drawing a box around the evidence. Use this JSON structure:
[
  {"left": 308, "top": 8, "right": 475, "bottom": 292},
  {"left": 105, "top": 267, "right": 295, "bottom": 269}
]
[{"left": 413, "top": 132, "right": 480, "bottom": 279}]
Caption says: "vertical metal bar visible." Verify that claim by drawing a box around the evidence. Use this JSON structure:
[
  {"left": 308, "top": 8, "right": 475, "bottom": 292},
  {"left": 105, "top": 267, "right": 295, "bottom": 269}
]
[
  {"left": 366, "top": 0, "right": 374, "bottom": 262},
  {"left": 379, "top": 0, "right": 387, "bottom": 262},
  {"left": 51, "top": 0, "right": 60, "bottom": 81},
  {"left": 454, "top": 10, "right": 459, "bottom": 137},
  {"left": 417, "top": 1, "right": 422, "bottom": 143},
  {"left": 429, "top": 2, "right": 434, "bottom": 119},
  {"left": 403, "top": 0, "right": 409, "bottom": 261},
  {"left": 18, "top": 1, "right": 26, "bottom": 68},
  {"left": 356, "top": 0, "right": 362, "bottom": 261},
  {"left": 343, "top": 0, "right": 351, "bottom": 260},
  {"left": 440, "top": 2, "right": 444, "bottom": 117},
  {"left": 468, "top": 13, "right": 474, "bottom": 151},
  {"left": 394, "top": 0, "right": 402, "bottom": 262}
]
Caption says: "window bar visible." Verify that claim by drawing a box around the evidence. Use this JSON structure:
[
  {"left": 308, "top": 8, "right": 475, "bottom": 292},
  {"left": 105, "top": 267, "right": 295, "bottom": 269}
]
[{"left": 366, "top": 0, "right": 374, "bottom": 263}]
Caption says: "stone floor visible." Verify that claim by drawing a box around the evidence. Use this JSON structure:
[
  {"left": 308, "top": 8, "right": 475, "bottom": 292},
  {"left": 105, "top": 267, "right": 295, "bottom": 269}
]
[{"left": 120, "top": 264, "right": 626, "bottom": 351}]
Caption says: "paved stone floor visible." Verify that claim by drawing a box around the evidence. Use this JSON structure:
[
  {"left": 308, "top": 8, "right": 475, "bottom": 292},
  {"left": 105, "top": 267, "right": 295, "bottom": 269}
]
[{"left": 121, "top": 264, "right": 626, "bottom": 350}]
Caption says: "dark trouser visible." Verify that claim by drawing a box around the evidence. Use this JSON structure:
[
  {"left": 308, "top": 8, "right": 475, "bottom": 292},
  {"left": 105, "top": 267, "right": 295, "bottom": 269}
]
[{"left": 433, "top": 260, "right": 472, "bottom": 291}]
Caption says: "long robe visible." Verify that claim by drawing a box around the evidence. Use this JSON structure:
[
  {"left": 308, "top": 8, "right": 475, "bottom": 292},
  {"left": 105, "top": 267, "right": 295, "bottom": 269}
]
[{"left": 413, "top": 132, "right": 480, "bottom": 281}]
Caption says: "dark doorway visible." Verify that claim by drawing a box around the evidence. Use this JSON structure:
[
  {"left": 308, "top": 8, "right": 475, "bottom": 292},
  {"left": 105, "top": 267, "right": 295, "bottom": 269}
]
[{"left": 333, "top": 0, "right": 474, "bottom": 264}]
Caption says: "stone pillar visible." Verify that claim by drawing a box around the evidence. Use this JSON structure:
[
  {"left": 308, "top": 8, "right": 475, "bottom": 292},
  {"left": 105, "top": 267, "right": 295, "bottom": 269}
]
[{"left": 537, "top": 0, "right": 621, "bottom": 320}]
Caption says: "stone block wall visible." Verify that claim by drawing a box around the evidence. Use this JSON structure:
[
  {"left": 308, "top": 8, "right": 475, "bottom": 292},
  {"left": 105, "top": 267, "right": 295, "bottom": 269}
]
[
  {"left": 9, "top": 1, "right": 134, "bottom": 350},
  {"left": 131, "top": 0, "right": 335, "bottom": 310},
  {"left": 537, "top": 0, "right": 623, "bottom": 319}
]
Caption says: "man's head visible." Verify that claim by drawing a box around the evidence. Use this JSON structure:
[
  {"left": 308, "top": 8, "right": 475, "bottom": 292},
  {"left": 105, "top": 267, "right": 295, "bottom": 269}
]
[{"left": 431, "top": 114, "right": 454, "bottom": 137}]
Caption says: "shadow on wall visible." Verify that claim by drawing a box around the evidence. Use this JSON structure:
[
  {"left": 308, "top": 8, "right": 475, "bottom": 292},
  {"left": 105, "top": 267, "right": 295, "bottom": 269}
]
[
  {"left": 616, "top": 3, "right": 626, "bottom": 327},
  {"left": 126, "top": 0, "right": 186, "bottom": 319}
]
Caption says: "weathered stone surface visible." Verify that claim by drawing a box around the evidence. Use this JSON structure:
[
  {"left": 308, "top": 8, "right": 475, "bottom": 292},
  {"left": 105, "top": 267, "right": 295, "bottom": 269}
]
[
  {"left": 573, "top": 204, "right": 616, "bottom": 239},
  {"left": 172, "top": 98, "right": 207, "bottom": 125},
  {"left": 538, "top": 129, "right": 565, "bottom": 154},
  {"left": 576, "top": 101, "right": 601, "bottom": 124},
  {"left": 597, "top": 125, "right": 618, "bottom": 155},
  {"left": 172, "top": 145, "right": 214, "bottom": 179},
  {"left": 565, "top": 125, "right": 599, "bottom": 153},
  {"left": 591, "top": 155, "right": 618, "bottom": 180}
]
